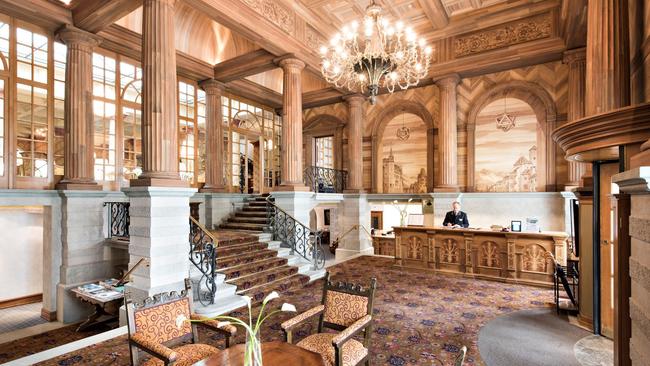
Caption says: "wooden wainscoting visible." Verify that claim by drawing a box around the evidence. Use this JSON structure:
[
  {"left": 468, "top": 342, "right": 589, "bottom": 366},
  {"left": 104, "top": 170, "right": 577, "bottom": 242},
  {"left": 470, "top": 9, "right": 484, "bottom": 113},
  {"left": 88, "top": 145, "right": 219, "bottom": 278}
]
[{"left": 0, "top": 293, "right": 42, "bottom": 309}]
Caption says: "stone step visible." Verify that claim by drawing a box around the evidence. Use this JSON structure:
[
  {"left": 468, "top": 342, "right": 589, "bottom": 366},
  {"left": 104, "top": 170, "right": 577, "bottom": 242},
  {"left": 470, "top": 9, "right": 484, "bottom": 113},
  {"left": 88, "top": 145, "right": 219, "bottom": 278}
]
[
  {"left": 193, "top": 294, "right": 249, "bottom": 318},
  {"left": 220, "top": 222, "right": 267, "bottom": 231},
  {"left": 237, "top": 273, "right": 310, "bottom": 304},
  {"left": 217, "top": 249, "right": 278, "bottom": 269},
  {"left": 227, "top": 265, "right": 299, "bottom": 291},
  {"left": 253, "top": 233, "right": 274, "bottom": 243},
  {"left": 266, "top": 240, "right": 282, "bottom": 249},
  {"left": 219, "top": 257, "right": 289, "bottom": 281},
  {"left": 228, "top": 216, "right": 269, "bottom": 224},
  {"left": 215, "top": 241, "right": 268, "bottom": 257},
  {"left": 246, "top": 201, "right": 268, "bottom": 207},
  {"left": 241, "top": 206, "right": 267, "bottom": 212},
  {"left": 235, "top": 211, "right": 268, "bottom": 218}
]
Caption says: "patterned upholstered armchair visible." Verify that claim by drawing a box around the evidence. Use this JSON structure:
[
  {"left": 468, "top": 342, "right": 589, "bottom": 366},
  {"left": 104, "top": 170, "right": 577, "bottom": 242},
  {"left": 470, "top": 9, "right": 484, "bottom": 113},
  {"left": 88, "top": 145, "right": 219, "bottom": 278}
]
[
  {"left": 125, "top": 279, "right": 237, "bottom": 366},
  {"left": 281, "top": 272, "right": 377, "bottom": 366}
]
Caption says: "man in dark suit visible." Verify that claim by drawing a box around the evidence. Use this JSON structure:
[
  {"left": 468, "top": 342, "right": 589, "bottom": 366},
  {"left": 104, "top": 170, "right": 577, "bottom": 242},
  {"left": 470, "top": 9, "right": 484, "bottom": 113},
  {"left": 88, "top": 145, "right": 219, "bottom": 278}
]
[{"left": 442, "top": 201, "right": 470, "bottom": 228}]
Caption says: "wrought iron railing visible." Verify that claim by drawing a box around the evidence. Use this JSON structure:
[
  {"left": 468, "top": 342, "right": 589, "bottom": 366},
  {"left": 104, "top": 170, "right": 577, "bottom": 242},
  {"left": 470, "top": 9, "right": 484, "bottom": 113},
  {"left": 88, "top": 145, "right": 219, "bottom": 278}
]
[
  {"left": 189, "top": 216, "right": 219, "bottom": 306},
  {"left": 303, "top": 166, "right": 348, "bottom": 193},
  {"left": 104, "top": 202, "right": 130, "bottom": 240},
  {"left": 265, "top": 196, "right": 325, "bottom": 270}
]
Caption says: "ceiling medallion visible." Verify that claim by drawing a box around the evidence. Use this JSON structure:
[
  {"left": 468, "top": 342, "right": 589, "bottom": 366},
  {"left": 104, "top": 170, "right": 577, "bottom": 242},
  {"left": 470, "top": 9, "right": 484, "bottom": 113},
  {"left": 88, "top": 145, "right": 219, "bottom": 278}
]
[{"left": 318, "top": 0, "right": 432, "bottom": 104}]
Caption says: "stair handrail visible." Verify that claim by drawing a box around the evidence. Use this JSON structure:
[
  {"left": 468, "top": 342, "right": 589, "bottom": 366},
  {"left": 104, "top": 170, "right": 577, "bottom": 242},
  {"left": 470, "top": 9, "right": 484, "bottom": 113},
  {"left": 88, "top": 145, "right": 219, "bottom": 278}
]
[
  {"left": 303, "top": 166, "right": 348, "bottom": 193},
  {"left": 265, "top": 196, "right": 325, "bottom": 270},
  {"left": 188, "top": 216, "right": 218, "bottom": 306}
]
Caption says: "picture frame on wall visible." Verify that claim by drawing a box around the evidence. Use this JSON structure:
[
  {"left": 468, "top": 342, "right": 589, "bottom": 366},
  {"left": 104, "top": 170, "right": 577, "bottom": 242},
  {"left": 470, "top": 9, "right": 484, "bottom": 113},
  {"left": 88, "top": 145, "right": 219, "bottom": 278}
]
[
  {"left": 324, "top": 209, "right": 330, "bottom": 226},
  {"left": 511, "top": 220, "right": 522, "bottom": 232}
]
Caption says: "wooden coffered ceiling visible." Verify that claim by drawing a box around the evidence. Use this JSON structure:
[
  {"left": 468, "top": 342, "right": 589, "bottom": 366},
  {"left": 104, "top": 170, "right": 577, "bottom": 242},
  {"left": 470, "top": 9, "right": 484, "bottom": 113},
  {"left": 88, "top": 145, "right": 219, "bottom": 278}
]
[{"left": 1, "top": 0, "right": 586, "bottom": 111}]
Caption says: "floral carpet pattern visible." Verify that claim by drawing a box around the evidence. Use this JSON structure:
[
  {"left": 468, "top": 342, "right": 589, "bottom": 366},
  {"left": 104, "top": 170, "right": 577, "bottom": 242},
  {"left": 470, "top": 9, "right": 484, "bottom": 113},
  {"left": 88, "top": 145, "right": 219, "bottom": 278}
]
[{"left": 12, "top": 256, "right": 551, "bottom": 365}]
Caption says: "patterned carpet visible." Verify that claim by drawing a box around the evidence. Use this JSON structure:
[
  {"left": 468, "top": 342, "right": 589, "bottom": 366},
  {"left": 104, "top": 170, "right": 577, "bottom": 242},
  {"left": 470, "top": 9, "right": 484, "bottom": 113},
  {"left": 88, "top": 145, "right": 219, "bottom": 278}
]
[{"left": 8, "top": 256, "right": 552, "bottom": 365}]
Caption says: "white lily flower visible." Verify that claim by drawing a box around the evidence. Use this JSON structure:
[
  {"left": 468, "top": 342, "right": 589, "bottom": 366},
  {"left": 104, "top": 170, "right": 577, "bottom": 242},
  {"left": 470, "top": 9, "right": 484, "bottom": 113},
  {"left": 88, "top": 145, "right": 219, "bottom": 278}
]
[
  {"left": 281, "top": 303, "right": 297, "bottom": 312},
  {"left": 263, "top": 291, "right": 280, "bottom": 305},
  {"left": 175, "top": 314, "right": 188, "bottom": 329}
]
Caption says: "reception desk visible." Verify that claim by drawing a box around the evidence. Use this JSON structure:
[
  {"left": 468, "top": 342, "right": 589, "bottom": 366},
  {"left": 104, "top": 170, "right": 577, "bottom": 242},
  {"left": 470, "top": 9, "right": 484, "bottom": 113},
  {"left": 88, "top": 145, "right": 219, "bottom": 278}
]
[
  {"left": 372, "top": 235, "right": 396, "bottom": 256},
  {"left": 392, "top": 226, "right": 568, "bottom": 287}
]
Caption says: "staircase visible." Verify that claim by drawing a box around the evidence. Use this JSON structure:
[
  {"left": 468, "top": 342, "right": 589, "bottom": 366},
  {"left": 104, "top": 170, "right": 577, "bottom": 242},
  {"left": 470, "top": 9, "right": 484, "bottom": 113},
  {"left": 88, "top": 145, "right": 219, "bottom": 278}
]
[
  {"left": 219, "top": 195, "right": 270, "bottom": 232},
  {"left": 192, "top": 194, "right": 326, "bottom": 316}
]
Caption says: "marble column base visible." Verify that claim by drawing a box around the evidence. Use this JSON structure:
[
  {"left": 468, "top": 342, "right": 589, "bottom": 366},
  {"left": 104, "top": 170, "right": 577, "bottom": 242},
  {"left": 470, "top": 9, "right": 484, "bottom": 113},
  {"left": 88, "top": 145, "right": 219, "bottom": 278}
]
[
  {"left": 434, "top": 185, "right": 460, "bottom": 192},
  {"left": 55, "top": 181, "right": 102, "bottom": 190},
  {"left": 130, "top": 176, "right": 189, "bottom": 188},
  {"left": 274, "top": 184, "right": 310, "bottom": 192},
  {"left": 122, "top": 186, "right": 197, "bottom": 303}
]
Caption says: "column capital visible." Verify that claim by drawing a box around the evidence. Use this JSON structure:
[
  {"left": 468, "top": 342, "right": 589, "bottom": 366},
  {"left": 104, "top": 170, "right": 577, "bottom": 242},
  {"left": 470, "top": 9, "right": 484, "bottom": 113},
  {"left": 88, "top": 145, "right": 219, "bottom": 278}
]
[
  {"left": 55, "top": 24, "right": 101, "bottom": 48},
  {"left": 200, "top": 79, "right": 226, "bottom": 94},
  {"left": 562, "top": 47, "right": 586, "bottom": 64},
  {"left": 278, "top": 56, "right": 305, "bottom": 72},
  {"left": 343, "top": 93, "right": 366, "bottom": 106},
  {"left": 433, "top": 73, "right": 461, "bottom": 88}
]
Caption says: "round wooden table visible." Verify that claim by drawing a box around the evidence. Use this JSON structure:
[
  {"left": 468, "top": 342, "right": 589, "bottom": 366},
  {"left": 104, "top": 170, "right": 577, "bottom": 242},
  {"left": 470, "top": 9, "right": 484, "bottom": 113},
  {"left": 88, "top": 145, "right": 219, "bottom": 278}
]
[{"left": 193, "top": 341, "right": 326, "bottom": 366}]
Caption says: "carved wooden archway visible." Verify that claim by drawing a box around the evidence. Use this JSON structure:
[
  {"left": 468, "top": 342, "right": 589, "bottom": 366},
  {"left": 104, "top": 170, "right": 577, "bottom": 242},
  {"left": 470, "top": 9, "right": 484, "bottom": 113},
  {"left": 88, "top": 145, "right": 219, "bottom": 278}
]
[
  {"left": 303, "top": 114, "right": 346, "bottom": 170},
  {"left": 371, "top": 100, "right": 437, "bottom": 193},
  {"left": 466, "top": 80, "right": 558, "bottom": 191}
]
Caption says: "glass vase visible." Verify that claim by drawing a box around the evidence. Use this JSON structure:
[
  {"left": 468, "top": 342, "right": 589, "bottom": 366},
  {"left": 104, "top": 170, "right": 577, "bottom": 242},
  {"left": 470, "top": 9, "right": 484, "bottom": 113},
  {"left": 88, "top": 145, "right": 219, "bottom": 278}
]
[{"left": 244, "top": 331, "right": 262, "bottom": 366}]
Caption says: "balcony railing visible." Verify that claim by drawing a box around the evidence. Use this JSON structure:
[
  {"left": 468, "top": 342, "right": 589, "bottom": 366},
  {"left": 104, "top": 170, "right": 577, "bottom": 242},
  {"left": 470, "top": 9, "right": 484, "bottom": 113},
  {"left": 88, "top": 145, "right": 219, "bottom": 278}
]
[
  {"left": 265, "top": 196, "right": 325, "bottom": 270},
  {"left": 104, "top": 202, "right": 130, "bottom": 240},
  {"left": 304, "top": 166, "right": 348, "bottom": 193}
]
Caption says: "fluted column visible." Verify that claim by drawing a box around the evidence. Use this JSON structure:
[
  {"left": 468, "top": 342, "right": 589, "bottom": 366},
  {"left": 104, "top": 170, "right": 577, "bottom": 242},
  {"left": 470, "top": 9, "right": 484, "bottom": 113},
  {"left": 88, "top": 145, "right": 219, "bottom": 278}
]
[
  {"left": 585, "top": 0, "right": 630, "bottom": 116},
  {"left": 200, "top": 79, "right": 226, "bottom": 192},
  {"left": 344, "top": 94, "right": 365, "bottom": 192},
  {"left": 563, "top": 48, "right": 589, "bottom": 187},
  {"left": 435, "top": 74, "right": 460, "bottom": 191},
  {"left": 132, "top": 0, "right": 183, "bottom": 187},
  {"left": 277, "top": 57, "right": 308, "bottom": 191},
  {"left": 55, "top": 25, "right": 101, "bottom": 190}
]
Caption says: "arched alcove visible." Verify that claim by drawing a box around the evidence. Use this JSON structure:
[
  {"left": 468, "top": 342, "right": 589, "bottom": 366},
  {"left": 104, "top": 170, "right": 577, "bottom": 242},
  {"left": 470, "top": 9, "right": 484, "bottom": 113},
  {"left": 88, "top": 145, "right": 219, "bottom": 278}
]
[
  {"left": 466, "top": 81, "right": 558, "bottom": 191},
  {"left": 371, "top": 100, "right": 437, "bottom": 193},
  {"left": 380, "top": 113, "right": 428, "bottom": 193},
  {"left": 474, "top": 98, "right": 538, "bottom": 192}
]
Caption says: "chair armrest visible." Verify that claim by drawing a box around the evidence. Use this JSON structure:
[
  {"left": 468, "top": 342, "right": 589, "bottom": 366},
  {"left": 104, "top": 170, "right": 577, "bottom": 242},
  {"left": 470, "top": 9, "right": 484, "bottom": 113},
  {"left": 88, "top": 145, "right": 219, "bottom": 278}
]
[
  {"left": 190, "top": 314, "right": 238, "bottom": 335},
  {"left": 130, "top": 333, "right": 178, "bottom": 363},
  {"left": 281, "top": 305, "right": 325, "bottom": 331},
  {"left": 332, "top": 315, "right": 372, "bottom": 347}
]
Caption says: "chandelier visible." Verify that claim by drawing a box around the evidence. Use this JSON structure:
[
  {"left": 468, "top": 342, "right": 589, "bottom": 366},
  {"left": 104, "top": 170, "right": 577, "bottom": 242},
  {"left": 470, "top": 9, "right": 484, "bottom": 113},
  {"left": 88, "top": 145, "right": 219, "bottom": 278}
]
[{"left": 319, "top": 0, "right": 432, "bottom": 104}]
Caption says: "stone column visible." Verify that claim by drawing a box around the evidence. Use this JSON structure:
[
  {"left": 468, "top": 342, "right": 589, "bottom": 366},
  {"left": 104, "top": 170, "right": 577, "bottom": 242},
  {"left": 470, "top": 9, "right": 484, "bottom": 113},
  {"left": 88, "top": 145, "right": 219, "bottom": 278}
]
[
  {"left": 277, "top": 57, "right": 308, "bottom": 191},
  {"left": 132, "top": 0, "right": 183, "bottom": 187},
  {"left": 200, "top": 79, "right": 226, "bottom": 192},
  {"left": 585, "top": 0, "right": 630, "bottom": 116},
  {"left": 435, "top": 74, "right": 460, "bottom": 191},
  {"left": 344, "top": 94, "right": 365, "bottom": 192},
  {"left": 55, "top": 25, "right": 101, "bottom": 190},
  {"left": 563, "top": 48, "right": 589, "bottom": 187}
]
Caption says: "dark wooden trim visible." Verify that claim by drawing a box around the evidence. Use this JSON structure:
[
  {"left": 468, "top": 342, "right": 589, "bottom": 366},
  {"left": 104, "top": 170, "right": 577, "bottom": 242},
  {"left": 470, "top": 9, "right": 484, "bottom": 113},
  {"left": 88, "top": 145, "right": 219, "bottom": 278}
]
[
  {"left": 41, "top": 307, "right": 57, "bottom": 322},
  {"left": 613, "top": 193, "right": 631, "bottom": 366},
  {"left": 0, "top": 293, "right": 42, "bottom": 309}
]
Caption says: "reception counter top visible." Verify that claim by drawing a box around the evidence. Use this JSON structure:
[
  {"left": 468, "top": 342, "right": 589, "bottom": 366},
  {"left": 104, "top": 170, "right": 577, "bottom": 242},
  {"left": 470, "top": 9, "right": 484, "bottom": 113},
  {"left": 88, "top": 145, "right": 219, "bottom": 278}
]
[{"left": 391, "top": 226, "right": 568, "bottom": 287}]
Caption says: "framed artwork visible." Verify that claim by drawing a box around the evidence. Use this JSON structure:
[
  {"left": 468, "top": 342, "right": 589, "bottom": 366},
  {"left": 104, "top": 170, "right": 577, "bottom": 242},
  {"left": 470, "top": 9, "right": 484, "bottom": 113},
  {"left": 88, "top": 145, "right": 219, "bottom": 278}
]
[
  {"left": 511, "top": 220, "right": 522, "bottom": 232},
  {"left": 324, "top": 209, "right": 330, "bottom": 226}
]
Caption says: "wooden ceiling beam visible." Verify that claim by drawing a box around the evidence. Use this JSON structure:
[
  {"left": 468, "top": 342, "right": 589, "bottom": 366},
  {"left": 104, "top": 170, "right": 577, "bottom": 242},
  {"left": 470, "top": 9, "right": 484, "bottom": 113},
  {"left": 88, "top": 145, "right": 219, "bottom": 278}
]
[
  {"left": 213, "top": 49, "right": 278, "bottom": 83},
  {"left": 183, "top": 0, "right": 321, "bottom": 72},
  {"left": 72, "top": 0, "right": 143, "bottom": 34},
  {"left": 226, "top": 79, "right": 283, "bottom": 110},
  {"left": 418, "top": 0, "right": 449, "bottom": 30},
  {"left": 98, "top": 25, "right": 213, "bottom": 81},
  {"left": 0, "top": 0, "right": 71, "bottom": 32},
  {"left": 302, "top": 87, "right": 346, "bottom": 109}
]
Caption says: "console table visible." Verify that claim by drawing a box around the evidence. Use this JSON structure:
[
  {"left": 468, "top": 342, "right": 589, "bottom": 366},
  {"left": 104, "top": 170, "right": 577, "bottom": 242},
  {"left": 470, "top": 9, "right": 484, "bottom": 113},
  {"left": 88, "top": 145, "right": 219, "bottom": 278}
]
[{"left": 392, "top": 226, "right": 568, "bottom": 287}]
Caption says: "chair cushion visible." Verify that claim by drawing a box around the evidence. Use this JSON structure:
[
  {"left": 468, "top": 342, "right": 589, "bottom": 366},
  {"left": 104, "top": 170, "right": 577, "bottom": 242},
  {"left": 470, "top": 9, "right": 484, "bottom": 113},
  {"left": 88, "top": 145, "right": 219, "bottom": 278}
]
[
  {"left": 141, "top": 343, "right": 219, "bottom": 366},
  {"left": 297, "top": 333, "right": 367, "bottom": 366}
]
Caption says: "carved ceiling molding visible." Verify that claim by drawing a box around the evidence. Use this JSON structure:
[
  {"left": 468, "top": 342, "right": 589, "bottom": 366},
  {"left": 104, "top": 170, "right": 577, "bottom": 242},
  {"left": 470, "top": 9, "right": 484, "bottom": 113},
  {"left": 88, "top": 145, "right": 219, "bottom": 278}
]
[
  {"left": 241, "top": 0, "right": 295, "bottom": 36},
  {"left": 453, "top": 12, "right": 553, "bottom": 58}
]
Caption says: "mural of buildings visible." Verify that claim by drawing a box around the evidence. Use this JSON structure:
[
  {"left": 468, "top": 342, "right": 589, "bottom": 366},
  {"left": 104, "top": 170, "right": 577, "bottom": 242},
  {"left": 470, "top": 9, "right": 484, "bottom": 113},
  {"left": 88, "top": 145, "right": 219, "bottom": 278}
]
[
  {"left": 475, "top": 98, "right": 539, "bottom": 192},
  {"left": 381, "top": 113, "right": 428, "bottom": 193}
]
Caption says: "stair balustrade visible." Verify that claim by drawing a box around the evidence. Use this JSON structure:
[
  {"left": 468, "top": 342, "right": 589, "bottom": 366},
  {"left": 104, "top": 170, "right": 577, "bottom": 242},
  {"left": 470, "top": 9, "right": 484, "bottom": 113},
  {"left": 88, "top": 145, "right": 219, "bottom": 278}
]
[
  {"left": 303, "top": 166, "right": 348, "bottom": 193},
  {"left": 189, "top": 216, "right": 219, "bottom": 306},
  {"left": 104, "top": 202, "right": 130, "bottom": 240},
  {"left": 265, "top": 197, "right": 325, "bottom": 270}
]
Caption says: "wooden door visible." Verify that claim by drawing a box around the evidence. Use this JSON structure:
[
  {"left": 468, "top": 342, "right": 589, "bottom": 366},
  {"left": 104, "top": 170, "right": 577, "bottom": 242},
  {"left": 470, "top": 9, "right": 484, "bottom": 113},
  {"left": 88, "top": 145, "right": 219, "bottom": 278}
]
[{"left": 599, "top": 162, "right": 618, "bottom": 338}]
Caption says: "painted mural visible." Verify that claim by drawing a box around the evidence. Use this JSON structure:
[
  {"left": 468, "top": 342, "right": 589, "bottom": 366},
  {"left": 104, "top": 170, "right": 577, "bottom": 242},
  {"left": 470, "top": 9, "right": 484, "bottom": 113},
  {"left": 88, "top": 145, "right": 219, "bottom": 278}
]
[
  {"left": 474, "top": 98, "right": 538, "bottom": 192},
  {"left": 381, "top": 113, "right": 428, "bottom": 193}
]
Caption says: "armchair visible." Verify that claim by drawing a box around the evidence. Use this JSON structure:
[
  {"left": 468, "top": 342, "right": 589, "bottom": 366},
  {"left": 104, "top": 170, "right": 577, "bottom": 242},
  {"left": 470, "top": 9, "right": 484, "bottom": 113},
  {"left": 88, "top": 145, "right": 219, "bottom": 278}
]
[
  {"left": 281, "top": 272, "right": 377, "bottom": 366},
  {"left": 125, "top": 279, "right": 237, "bottom": 366}
]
